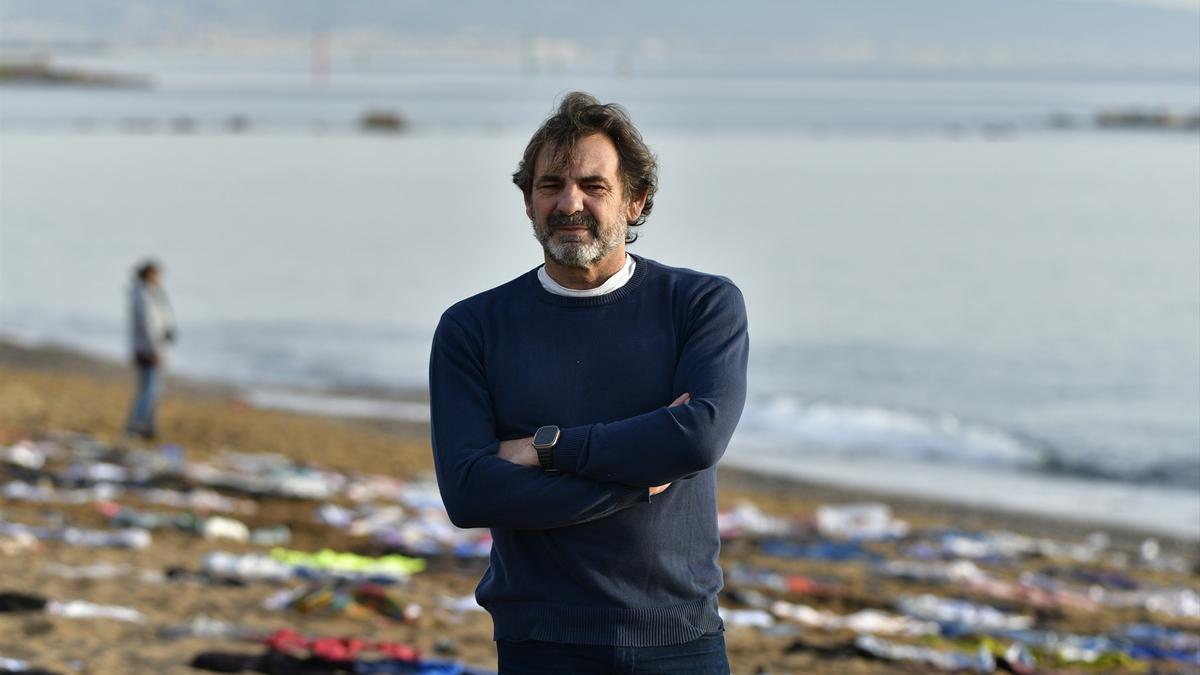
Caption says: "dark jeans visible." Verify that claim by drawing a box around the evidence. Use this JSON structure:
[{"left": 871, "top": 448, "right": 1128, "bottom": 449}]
[{"left": 496, "top": 631, "right": 729, "bottom": 674}]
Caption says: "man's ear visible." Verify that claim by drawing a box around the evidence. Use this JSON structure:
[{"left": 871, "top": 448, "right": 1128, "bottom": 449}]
[
  {"left": 625, "top": 191, "right": 647, "bottom": 224},
  {"left": 524, "top": 192, "right": 534, "bottom": 222}
]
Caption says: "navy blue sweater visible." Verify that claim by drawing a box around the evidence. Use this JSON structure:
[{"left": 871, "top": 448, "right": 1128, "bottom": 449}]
[{"left": 429, "top": 255, "right": 749, "bottom": 647}]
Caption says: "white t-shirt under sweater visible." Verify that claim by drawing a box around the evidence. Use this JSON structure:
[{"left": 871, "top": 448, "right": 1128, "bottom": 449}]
[{"left": 537, "top": 254, "right": 636, "bottom": 297}]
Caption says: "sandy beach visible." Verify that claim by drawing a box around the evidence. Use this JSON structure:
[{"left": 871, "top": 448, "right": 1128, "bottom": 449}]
[{"left": 1, "top": 341, "right": 1196, "bottom": 674}]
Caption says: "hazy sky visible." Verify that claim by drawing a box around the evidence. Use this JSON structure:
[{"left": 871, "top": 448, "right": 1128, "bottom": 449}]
[
  {"left": 1, "top": 1, "right": 1197, "bottom": 79},
  {"left": 1094, "top": 0, "right": 1198, "bottom": 9}
]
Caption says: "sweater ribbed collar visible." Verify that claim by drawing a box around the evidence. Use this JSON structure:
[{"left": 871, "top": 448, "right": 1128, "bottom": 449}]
[{"left": 529, "top": 254, "right": 651, "bottom": 307}]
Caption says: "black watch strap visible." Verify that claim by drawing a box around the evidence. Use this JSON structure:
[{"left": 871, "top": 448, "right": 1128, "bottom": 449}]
[{"left": 536, "top": 444, "right": 556, "bottom": 472}]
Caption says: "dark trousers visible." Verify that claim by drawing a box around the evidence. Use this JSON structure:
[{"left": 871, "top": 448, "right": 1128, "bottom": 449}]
[{"left": 496, "top": 631, "right": 729, "bottom": 674}]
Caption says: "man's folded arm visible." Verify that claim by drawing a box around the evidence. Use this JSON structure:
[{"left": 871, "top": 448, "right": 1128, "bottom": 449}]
[
  {"left": 551, "top": 280, "right": 750, "bottom": 488},
  {"left": 430, "top": 313, "right": 648, "bottom": 530}
]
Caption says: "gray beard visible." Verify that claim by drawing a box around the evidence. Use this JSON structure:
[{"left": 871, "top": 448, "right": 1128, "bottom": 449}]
[{"left": 532, "top": 217, "right": 626, "bottom": 269}]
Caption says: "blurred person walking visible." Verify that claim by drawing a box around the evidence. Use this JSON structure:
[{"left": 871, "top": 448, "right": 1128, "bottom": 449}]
[{"left": 124, "top": 260, "right": 175, "bottom": 440}]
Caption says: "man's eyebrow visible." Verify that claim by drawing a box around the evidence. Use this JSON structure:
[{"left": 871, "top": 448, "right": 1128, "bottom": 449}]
[
  {"left": 535, "top": 173, "right": 563, "bottom": 184},
  {"left": 579, "top": 175, "right": 610, "bottom": 184}
]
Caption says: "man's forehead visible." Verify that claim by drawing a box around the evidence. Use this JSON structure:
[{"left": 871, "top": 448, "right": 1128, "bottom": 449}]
[{"left": 535, "top": 135, "right": 620, "bottom": 178}]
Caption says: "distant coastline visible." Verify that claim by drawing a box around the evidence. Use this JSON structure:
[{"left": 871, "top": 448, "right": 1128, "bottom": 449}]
[{"left": 0, "top": 59, "right": 150, "bottom": 88}]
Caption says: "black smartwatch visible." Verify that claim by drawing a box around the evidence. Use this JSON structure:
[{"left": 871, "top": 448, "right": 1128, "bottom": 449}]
[{"left": 532, "top": 425, "right": 561, "bottom": 472}]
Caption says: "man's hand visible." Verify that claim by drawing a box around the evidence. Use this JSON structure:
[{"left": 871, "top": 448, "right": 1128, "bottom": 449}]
[
  {"left": 498, "top": 436, "right": 538, "bottom": 467},
  {"left": 498, "top": 393, "right": 691, "bottom": 495}
]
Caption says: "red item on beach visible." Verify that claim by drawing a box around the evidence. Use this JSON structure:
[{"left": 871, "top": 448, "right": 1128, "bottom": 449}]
[
  {"left": 260, "top": 628, "right": 420, "bottom": 662},
  {"left": 263, "top": 628, "right": 308, "bottom": 654},
  {"left": 787, "top": 575, "right": 820, "bottom": 594},
  {"left": 310, "top": 636, "right": 367, "bottom": 660},
  {"left": 786, "top": 573, "right": 842, "bottom": 597},
  {"left": 376, "top": 642, "right": 419, "bottom": 661}
]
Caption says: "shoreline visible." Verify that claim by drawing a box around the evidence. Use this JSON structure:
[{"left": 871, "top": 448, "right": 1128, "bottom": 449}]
[
  {"left": 3, "top": 338, "right": 1191, "bottom": 549},
  {"left": 716, "top": 465, "right": 1193, "bottom": 555},
  {"left": 723, "top": 446, "right": 1200, "bottom": 545}
]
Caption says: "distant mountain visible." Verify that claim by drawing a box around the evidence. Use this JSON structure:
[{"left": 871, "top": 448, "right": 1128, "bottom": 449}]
[{"left": 1, "top": 0, "right": 1197, "bottom": 79}]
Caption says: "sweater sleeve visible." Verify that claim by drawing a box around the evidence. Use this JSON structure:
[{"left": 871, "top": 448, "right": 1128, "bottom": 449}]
[
  {"left": 551, "top": 280, "right": 749, "bottom": 488},
  {"left": 429, "top": 312, "right": 649, "bottom": 530}
]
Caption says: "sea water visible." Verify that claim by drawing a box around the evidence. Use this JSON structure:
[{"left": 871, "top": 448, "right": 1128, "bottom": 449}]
[{"left": 2, "top": 63, "right": 1197, "bottom": 536}]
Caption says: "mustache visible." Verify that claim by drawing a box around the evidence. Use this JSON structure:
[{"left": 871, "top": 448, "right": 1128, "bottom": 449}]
[{"left": 547, "top": 212, "right": 599, "bottom": 233}]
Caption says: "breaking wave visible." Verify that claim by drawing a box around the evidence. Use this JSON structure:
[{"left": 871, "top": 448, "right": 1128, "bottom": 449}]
[{"left": 737, "top": 396, "right": 1199, "bottom": 490}]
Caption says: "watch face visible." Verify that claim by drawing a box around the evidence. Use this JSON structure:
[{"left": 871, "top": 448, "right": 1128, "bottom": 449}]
[{"left": 533, "top": 425, "right": 560, "bottom": 447}]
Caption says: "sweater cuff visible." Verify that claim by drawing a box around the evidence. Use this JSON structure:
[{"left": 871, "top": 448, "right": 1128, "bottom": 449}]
[
  {"left": 552, "top": 425, "right": 590, "bottom": 474},
  {"left": 622, "top": 483, "right": 652, "bottom": 505}
]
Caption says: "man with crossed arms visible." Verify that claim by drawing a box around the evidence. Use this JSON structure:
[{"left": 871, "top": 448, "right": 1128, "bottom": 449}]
[{"left": 430, "top": 92, "right": 748, "bottom": 674}]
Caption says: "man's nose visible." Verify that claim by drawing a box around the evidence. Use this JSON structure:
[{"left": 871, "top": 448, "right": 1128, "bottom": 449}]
[{"left": 554, "top": 183, "right": 584, "bottom": 215}]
